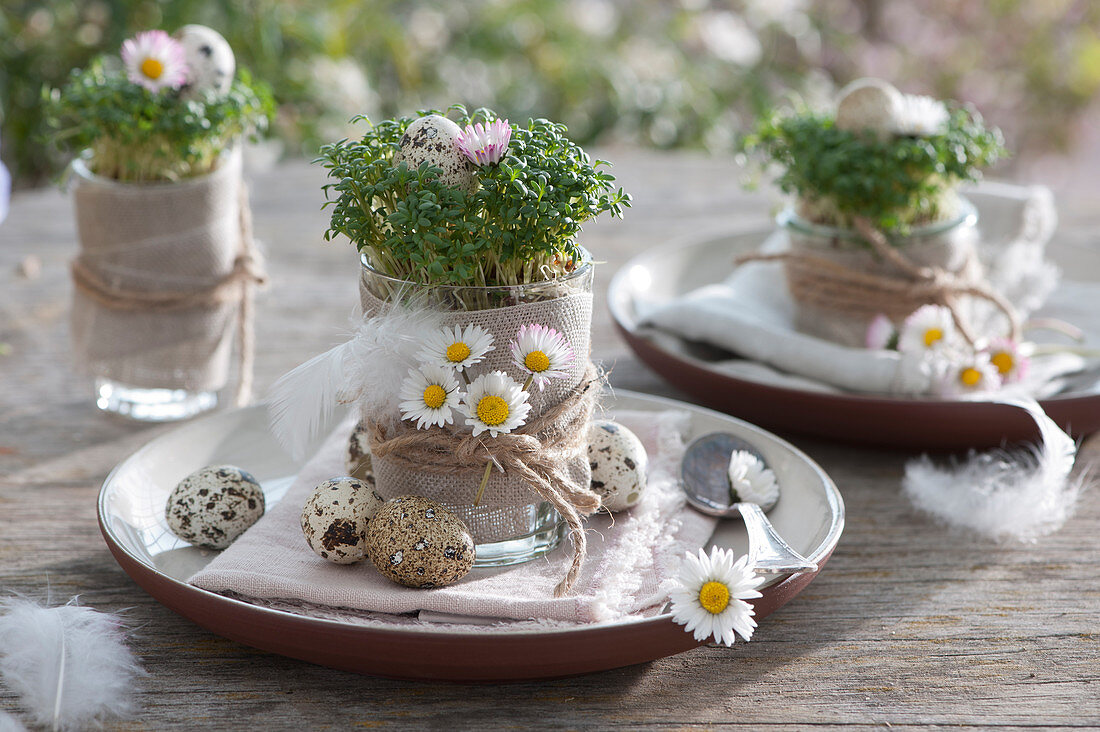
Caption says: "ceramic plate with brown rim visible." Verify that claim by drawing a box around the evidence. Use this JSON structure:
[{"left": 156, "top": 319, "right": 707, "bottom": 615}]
[
  {"left": 97, "top": 390, "right": 843, "bottom": 681},
  {"left": 608, "top": 227, "right": 1100, "bottom": 450}
]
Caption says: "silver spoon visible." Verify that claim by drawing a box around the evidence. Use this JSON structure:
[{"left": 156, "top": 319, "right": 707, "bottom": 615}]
[{"left": 681, "top": 432, "right": 818, "bottom": 575}]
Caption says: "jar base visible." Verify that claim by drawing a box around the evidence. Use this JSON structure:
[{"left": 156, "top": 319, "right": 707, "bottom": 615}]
[
  {"left": 95, "top": 378, "right": 218, "bottom": 422},
  {"left": 472, "top": 509, "right": 566, "bottom": 568}
]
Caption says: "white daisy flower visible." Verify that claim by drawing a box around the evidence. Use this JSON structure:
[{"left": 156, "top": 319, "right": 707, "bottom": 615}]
[
  {"left": 936, "top": 351, "right": 1003, "bottom": 398},
  {"left": 728, "top": 450, "right": 780, "bottom": 511},
  {"left": 460, "top": 371, "right": 531, "bottom": 437},
  {"left": 398, "top": 364, "right": 462, "bottom": 429},
  {"left": 121, "top": 30, "right": 188, "bottom": 92},
  {"left": 985, "top": 338, "right": 1030, "bottom": 384},
  {"left": 417, "top": 324, "right": 495, "bottom": 373},
  {"left": 865, "top": 314, "right": 897, "bottom": 350},
  {"left": 898, "top": 305, "right": 956, "bottom": 355},
  {"left": 510, "top": 323, "right": 576, "bottom": 391},
  {"left": 893, "top": 94, "right": 949, "bottom": 137},
  {"left": 667, "top": 547, "right": 765, "bottom": 646}
]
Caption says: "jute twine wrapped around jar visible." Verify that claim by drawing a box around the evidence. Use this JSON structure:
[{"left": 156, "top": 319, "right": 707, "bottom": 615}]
[
  {"left": 741, "top": 215, "right": 1021, "bottom": 347},
  {"left": 359, "top": 279, "right": 601, "bottom": 596},
  {"left": 69, "top": 147, "right": 267, "bottom": 404}
]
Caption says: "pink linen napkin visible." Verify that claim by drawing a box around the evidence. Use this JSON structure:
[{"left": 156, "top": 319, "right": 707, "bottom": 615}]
[{"left": 189, "top": 409, "right": 716, "bottom": 623}]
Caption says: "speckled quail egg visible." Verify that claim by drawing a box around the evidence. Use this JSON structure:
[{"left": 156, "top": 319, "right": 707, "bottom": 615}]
[
  {"left": 365, "top": 496, "right": 475, "bottom": 588},
  {"left": 174, "top": 24, "right": 235, "bottom": 98},
  {"left": 394, "top": 114, "right": 477, "bottom": 193},
  {"left": 834, "top": 78, "right": 902, "bottom": 137},
  {"left": 301, "top": 477, "right": 385, "bottom": 564},
  {"left": 587, "top": 420, "right": 648, "bottom": 512},
  {"left": 166, "top": 465, "right": 264, "bottom": 549},
  {"left": 345, "top": 420, "right": 376, "bottom": 487}
]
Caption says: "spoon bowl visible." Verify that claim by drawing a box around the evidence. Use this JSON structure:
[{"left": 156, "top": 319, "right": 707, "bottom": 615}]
[{"left": 681, "top": 432, "right": 818, "bottom": 575}]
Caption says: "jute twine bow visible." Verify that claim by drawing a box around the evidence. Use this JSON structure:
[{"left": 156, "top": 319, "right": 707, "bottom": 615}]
[
  {"left": 367, "top": 362, "right": 603, "bottom": 597},
  {"left": 736, "top": 216, "right": 1021, "bottom": 345},
  {"left": 69, "top": 184, "right": 268, "bottom": 406}
]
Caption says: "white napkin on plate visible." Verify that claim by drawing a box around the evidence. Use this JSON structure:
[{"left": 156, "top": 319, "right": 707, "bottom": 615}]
[{"left": 640, "top": 183, "right": 1095, "bottom": 397}]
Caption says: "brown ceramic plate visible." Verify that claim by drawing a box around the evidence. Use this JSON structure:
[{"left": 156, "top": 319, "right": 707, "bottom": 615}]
[
  {"left": 97, "top": 391, "right": 843, "bottom": 681},
  {"left": 608, "top": 228, "right": 1100, "bottom": 450}
]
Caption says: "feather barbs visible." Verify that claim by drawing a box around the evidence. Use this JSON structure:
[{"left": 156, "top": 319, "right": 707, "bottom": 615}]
[
  {"left": 266, "top": 304, "right": 445, "bottom": 459},
  {"left": 0, "top": 597, "right": 144, "bottom": 731},
  {"left": 902, "top": 397, "right": 1084, "bottom": 541}
]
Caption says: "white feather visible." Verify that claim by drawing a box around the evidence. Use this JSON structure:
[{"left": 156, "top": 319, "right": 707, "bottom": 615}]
[
  {"left": 267, "top": 304, "right": 443, "bottom": 458},
  {"left": 903, "top": 396, "right": 1084, "bottom": 541},
  {"left": 0, "top": 598, "right": 144, "bottom": 731}
]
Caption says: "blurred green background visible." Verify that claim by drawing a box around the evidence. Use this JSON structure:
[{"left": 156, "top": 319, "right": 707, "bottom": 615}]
[{"left": 3, "top": 0, "right": 1100, "bottom": 188}]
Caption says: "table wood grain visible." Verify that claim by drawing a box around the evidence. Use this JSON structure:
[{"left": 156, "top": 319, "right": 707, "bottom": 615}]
[{"left": 2, "top": 151, "right": 1098, "bottom": 730}]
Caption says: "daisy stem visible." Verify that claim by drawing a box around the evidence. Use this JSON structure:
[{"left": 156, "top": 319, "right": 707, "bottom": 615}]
[
  {"left": 522, "top": 374, "right": 533, "bottom": 391},
  {"left": 473, "top": 459, "right": 493, "bottom": 506},
  {"left": 460, "top": 370, "right": 471, "bottom": 386}
]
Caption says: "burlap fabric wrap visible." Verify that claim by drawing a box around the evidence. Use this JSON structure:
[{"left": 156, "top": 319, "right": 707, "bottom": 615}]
[
  {"left": 358, "top": 275, "right": 597, "bottom": 565},
  {"left": 69, "top": 147, "right": 265, "bottom": 401},
  {"left": 768, "top": 203, "right": 984, "bottom": 346}
]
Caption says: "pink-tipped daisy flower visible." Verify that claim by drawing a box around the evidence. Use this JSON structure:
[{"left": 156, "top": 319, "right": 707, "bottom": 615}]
[
  {"left": 122, "top": 30, "right": 188, "bottom": 92},
  {"left": 985, "top": 338, "right": 1030, "bottom": 384},
  {"left": 454, "top": 119, "right": 512, "bottom": 166},
  {"left": 865, "top": 314, "right": 897, "bottom": 350},
  {"left": 510, "top": 323, "right": 575, "bottom": 391}
]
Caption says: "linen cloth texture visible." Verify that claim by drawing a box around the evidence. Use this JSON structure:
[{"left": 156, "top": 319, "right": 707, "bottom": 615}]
[
  {"left": 69, "top": 148, "right": 245, "bottom": 391},
  {"left": 781, "top": 213, "right": 981, "bottom": 347},
  {"left": 189, "top": 409, "right": 717, "bottom": 624},
  {"left": 640, "top": 183, "right": 1093, "bottom": 397},
  {"left": 359, "top": 283, "right": 595, "bottom": 544}
]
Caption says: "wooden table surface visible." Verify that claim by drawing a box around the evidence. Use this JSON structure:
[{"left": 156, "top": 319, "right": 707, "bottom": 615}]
[{"left": 2, "top": 151, "right": 1099, "bottom": 730}]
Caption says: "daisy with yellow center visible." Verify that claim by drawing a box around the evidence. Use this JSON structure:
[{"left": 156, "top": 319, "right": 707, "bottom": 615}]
[
  {"left": 898, "top": 305, "right": 956, "bottom": 355},
  {"left": 398, "top": 364, "right": 462, "bottom": 429},
  {"left": 417, "top": 324, "right": 495, "bottom": 375},
  {"left": 937, "top": 352, "right": 1002, "bottom": 398},
  {"left": 121, "top": 30, "right": 188, "bottom": 92},
  {"left": 666, "top": 546, "right": 765, "bottom": 646},
  {"left": 985, "top": 338, "right": 1029, "bottom": 384},
  {"left": 460, "top": 371, "right": 531, "bottom": 438},
  {"left": 510, "top": 323, "right": 575, "bottom": 391}
]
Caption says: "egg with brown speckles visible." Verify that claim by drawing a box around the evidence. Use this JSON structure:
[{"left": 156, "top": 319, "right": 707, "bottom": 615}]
[
  {"left": 166, "top": 465, "right": 264, "bottom": 549},
  {"left": 174, "top": 24, "right": 235, "bottom": 99},
  {"left": 301, "top": 477, "right": 385, "bottom": 564},
  {"left": 587, "top": 420, "right": 648, "bottom": 512},
  {"left": 394, "top": 115, "right": 477, "bottom": 193},
  {"left": 364, "top": 496, "right": 475, "bottom": 588},
  {"left": 345, "top": 420, "right": 376, "bottom": 487}
]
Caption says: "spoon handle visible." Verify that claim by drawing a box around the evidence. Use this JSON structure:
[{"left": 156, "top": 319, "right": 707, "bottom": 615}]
[{"left": 736, "top": 502, "right": 818, "bottom": 575}]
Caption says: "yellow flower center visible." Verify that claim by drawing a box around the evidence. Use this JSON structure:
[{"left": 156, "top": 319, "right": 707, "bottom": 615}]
[
  {"left": 960, "top": 367, "right": 983, "bottom": 387},
  {"left": 990, "top": 351, "right": 1014, "bottom": 375},
  {"left": 476, "top": 395, "right": 510, "bottom": 426},
  {"left": 524, "top": 350, "right": 551, "bottom": 373},
  {"left": 422, "top": 384, "right": 447, "bottom": 409},
  {"left": 446, "top": 342, "right": 471, "bottom": 363},
  {"left": 698, "top": 581, "right": 731, "bottom": 614},
  {"left": 923, "top": 328, "right": 944, "bottom": 348},
  {"left": 140, "top": 57, "right": 165, "bottom": 80}
]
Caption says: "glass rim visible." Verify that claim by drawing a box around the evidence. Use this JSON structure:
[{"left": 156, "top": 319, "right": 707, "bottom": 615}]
[
  {"left": 359, "top": 248, "right": 593, "bottom": 294},
  {"left": 776, "top": 197, "right": 978, "bottom": 242},
  {"left": 69, "top": 146, "right": 241, "bottom": 190}
]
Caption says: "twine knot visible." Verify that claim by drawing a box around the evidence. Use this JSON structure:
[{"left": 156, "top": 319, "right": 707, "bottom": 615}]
[
  {"left": 735, "top": 215, "right": 1021, "bottom": 346},
  {"left": 367, "top": 363, "right": 603, "bottom": 596}
]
